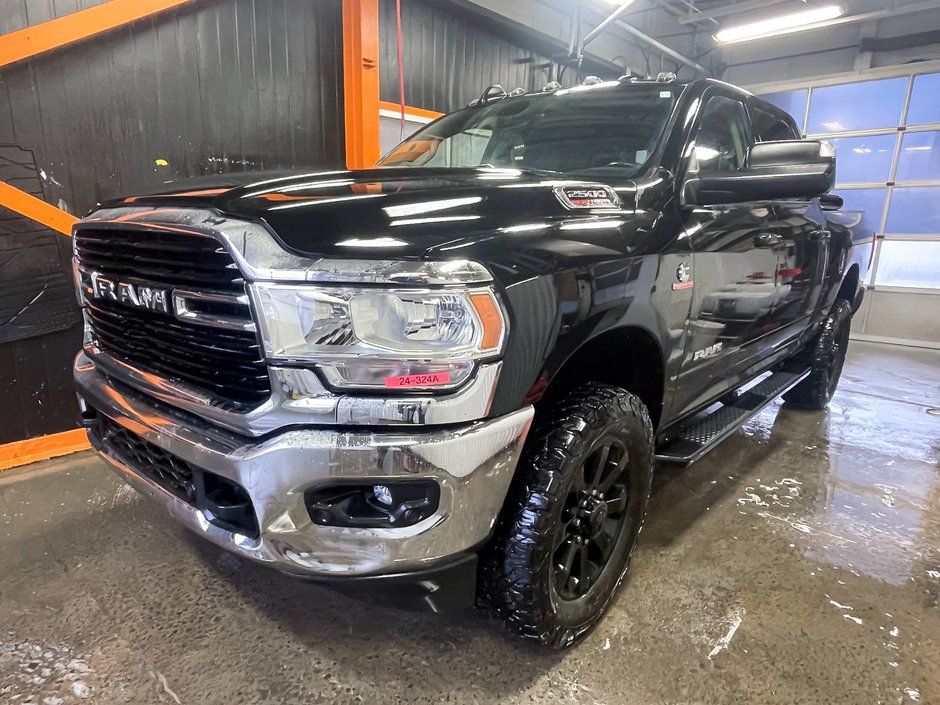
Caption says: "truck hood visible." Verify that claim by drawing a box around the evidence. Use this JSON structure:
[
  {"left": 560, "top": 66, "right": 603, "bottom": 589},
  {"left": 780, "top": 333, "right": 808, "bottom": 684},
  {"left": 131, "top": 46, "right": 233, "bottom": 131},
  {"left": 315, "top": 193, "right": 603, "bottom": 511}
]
[{"left": 103, "top": 167, "right": 640, "bottom": 261}]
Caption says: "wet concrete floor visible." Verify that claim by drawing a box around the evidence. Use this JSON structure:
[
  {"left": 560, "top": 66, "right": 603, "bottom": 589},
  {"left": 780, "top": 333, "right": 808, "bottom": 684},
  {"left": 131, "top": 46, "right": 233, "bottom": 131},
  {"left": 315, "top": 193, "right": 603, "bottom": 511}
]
[{"left": 2, "top": 341, "right": 938, "bottom": 704}]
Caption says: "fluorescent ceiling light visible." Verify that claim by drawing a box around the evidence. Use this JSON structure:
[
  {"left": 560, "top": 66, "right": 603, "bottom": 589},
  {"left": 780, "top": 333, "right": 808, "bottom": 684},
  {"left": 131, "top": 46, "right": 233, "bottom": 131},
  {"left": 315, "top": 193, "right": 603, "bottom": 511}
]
[{"left": 715, "top": 4, "right": 844, "bottom": 43}]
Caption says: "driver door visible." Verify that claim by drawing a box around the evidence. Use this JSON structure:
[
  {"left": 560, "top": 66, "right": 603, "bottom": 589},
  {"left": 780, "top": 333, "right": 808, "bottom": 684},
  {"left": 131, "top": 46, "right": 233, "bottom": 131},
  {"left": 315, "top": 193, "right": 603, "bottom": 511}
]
[{"left": 673, "top": 91, "right": 790, "bottom": 415}]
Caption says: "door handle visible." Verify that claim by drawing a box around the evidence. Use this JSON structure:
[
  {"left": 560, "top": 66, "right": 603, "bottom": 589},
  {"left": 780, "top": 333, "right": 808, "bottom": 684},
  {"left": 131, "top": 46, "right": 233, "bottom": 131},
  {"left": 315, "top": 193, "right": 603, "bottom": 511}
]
[
  {"left": 754, "top": 232, "right": 783, "bottom": 248},
  {"left": 810, "top": 229, "right": 831, "bottom": 241}
]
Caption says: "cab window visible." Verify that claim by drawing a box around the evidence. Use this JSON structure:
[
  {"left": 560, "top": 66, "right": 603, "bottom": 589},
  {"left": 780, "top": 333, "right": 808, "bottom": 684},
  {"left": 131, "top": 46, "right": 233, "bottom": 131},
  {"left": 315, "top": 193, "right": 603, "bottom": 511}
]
[
  {"left": 752, "top": 105, "right": 801, "bottom": 141},
  {"left": 689, "top": 95, "right": 753, "bottom": 173},
  {"left": 423, "top": 128, "right": 493, "bottom": 167},
  {"left": 379, "top": 87, "right": 679, "bottom": 180}
]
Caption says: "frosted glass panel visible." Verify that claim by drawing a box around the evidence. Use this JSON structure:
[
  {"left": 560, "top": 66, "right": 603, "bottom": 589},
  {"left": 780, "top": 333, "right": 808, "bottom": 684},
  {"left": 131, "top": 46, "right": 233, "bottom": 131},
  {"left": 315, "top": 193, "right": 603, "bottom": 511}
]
[
  {"left": 829, "top": 134, "right": 896, "bottom": 184},
  {"left": 759, "top": 89, "right": 808, "bottom": 124},
  {"left": 835, "top": 188, "right": 887, "bottom": 231},
  {"left": 885, "top": 187, "right": 940, "bottom": 234},
  {"left": 876, "top": 241, "right": 940, "bottom": 289},
  {"left": 808, "top": 78, "right": 908, "bottom": 133},
  {"left": 895, "top": 132, "right": 940, "bottom": 182},
  {"left": 906, "top": 73, "right": 940, "bottom": 126}
]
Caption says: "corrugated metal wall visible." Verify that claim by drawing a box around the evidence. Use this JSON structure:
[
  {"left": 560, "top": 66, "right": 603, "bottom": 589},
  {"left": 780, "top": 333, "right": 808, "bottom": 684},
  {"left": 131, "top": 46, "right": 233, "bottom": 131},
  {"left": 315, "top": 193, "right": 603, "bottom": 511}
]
[
  {"left": 0, "top": 147, "right": 82, "bottom": 444},
  {"left": 0, "top": 0, "right": 345, "bottom": 444},
  {"left": 379, "top": 0, "right": 617, "bottom": 114},
  {"left": 2, "top": 0, "right": 113, "bottom": 34}
]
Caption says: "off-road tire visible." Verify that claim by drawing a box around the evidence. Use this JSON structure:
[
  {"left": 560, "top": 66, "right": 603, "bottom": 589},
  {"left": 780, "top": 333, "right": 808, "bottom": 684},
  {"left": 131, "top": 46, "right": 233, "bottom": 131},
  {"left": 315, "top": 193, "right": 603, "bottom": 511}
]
[
  {"left": 783, "top": 299, "right": 853, "bottom": 410},
  {"left": 479, "top": 384, "right": 654, "bottom": 649}
]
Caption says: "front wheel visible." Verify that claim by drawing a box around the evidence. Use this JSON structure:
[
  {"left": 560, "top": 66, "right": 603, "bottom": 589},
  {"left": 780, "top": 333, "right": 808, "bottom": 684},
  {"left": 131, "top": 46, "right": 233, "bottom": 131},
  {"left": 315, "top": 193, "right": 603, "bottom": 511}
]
[
  {"left": 784, "top": 299, "right": 853, "bottom": 410},
  {"left": 479, "top": 384, "right": 654, "bottom": 648}
]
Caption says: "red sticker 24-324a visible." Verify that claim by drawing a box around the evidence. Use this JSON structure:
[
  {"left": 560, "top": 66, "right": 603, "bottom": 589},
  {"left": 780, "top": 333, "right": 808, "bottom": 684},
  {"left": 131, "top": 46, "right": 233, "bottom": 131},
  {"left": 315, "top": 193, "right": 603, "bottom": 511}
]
[{"left": 384, "top": 372, "right": 452, "bottom": 388}]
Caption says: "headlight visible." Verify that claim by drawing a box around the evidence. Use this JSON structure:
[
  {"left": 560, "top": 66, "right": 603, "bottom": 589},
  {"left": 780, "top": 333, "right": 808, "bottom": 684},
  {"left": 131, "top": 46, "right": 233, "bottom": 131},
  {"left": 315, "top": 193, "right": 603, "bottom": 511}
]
[{"left": 253, "top": 283, "right": 505, "bottom": 391}]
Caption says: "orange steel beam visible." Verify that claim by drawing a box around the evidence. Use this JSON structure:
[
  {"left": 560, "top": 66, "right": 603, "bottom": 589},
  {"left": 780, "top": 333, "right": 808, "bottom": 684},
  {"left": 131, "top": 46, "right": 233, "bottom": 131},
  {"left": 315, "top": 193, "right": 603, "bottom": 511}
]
[
  {"left": 0, "top": 181, "right": 78, "bottom": 236},
  {"left": 378, "top": 100, "right": 443, "bottom": 122},
  {"left": 0, "top": 429, "right": 90, "bottom": 472},
  {"left": 0, "top": 0, "right": 195, "bottom": 69},
  {"left": 343, "top": 0, "right": 381, "bottom": 169}
]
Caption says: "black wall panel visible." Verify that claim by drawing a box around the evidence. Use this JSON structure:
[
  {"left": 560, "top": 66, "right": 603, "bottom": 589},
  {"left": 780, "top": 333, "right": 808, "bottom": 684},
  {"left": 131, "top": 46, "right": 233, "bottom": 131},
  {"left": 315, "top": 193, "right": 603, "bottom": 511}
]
[
  {"left": 1, "top": 0, "right": 114, "bottom": 35},
  {"left": 1, "top": 0, "right": 345, "bottom": 216},
  {"left": 379, "top": 0, "right": 618, "bottom": 114},
  {"left": 0, "top": 147, "right": 77, "bottom": 345},
  {"left": 0, "top": 0, "right": 345, "bottom": 444}
]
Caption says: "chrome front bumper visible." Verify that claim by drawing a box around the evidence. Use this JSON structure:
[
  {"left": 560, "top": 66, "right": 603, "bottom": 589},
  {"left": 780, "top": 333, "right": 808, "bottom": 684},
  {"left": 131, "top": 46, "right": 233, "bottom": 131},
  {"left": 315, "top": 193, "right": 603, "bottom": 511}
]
[{"left": 74, "top": 352, "right": 533, "bottom": 577}]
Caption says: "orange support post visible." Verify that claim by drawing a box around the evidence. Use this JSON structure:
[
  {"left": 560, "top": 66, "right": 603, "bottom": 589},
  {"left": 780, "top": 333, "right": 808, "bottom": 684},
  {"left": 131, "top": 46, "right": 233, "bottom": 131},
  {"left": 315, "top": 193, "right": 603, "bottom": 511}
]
[
  {"left": 0, "top": 0, "right": 195, "bottom": 69},
  {"left": 343, "top": 0, "right": 381, "bottom": 170}
]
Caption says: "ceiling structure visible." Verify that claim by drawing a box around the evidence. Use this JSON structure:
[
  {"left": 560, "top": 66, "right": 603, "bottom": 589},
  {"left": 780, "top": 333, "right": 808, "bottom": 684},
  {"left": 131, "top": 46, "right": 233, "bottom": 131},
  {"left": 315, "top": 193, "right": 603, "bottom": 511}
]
[
  {"left": 469, "top": 0, "right": 940, "bottom": 85},
  {"left": 626, "top": 0, "right": 940, "bottom": 82}
]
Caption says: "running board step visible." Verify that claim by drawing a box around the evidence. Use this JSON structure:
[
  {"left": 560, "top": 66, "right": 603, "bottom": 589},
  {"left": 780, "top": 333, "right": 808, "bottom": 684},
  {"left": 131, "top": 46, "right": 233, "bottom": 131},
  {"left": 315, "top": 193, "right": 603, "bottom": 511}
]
[{"left": 655, "top": 368, "right": 811, "bottom": 466}]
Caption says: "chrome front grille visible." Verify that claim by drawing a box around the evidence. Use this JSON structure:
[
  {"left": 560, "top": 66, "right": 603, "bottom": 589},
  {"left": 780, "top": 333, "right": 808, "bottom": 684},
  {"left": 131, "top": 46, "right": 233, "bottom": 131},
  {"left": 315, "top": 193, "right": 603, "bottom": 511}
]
[
  {"left": 75, "top": 227, "right": 271, "bottom": 412},
  {"left": 74, "top": 227, "right": 244, "bottom": 293}
]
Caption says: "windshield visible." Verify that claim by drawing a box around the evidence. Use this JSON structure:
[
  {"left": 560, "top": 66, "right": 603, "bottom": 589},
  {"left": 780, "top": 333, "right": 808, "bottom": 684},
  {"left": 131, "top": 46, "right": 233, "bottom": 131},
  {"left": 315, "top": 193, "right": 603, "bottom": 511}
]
[{"left": 379, "top": 84, "right": 680, "bottom": 179}]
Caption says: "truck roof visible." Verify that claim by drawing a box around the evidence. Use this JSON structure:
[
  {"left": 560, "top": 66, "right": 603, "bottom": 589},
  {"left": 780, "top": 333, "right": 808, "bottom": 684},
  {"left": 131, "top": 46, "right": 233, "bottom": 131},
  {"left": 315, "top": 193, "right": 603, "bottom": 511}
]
[
  {"left": 467, "top": 76, "right": 753, "bottom": 105},
  {"left": 457, "top": 76, "right": 802, "bottom": 128}
]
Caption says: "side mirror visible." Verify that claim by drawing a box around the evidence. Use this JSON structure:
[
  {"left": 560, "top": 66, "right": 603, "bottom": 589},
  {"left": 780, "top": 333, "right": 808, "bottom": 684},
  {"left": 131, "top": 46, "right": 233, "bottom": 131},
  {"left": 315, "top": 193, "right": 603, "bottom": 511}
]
[{"left": 685, "top": 140, "right": 835, "bottom": 206}]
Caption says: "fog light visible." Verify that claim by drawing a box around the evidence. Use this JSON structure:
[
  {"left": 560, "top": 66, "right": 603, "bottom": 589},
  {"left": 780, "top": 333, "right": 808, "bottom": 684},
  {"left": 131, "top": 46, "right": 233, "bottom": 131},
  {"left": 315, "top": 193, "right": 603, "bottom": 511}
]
[{"left": 305, "top": 480, "right": 440, "bottom": 528}]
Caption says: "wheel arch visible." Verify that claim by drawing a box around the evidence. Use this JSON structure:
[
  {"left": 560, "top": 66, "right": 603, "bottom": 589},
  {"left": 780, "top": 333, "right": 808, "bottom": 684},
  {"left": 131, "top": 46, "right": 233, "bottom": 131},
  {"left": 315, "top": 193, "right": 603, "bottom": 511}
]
[
  {"left": 836, "top": 263, "right": 863, "bottom": 313},
  {"left": 542, "top": 326, "right": 665, "bottom": 429}
]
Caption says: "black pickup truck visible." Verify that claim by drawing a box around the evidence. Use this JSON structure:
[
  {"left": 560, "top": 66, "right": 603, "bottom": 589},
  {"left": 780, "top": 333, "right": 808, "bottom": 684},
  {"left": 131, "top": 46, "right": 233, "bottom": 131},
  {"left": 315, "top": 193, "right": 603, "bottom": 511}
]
[{"left": 73, "top": 77, "right": 872, "bottom": 648}]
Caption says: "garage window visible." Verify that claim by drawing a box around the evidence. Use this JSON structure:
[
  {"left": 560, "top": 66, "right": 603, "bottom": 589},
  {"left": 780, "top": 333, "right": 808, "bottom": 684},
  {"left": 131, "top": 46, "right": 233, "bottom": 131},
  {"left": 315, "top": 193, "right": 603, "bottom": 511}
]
[
  {"left": 828, "top": 134, "right": 897, "bottom": 184},
  {"left": 906, "top": 72, "right": 940, "bottom": 126},
  {"left": 875, "top": 240, "right": 940, "bottom": 289},
  {"left": 885, "top": 187, "right": 940, "bottom": 234},
  {"left": 895, "top": 131, "right": 940, "bottom": 182},
  {"left": 807, "top": 77, "right": 908, "bottom": 133},
  {"left": 759, "top": 67, "right": 940, "bottom": 342}
]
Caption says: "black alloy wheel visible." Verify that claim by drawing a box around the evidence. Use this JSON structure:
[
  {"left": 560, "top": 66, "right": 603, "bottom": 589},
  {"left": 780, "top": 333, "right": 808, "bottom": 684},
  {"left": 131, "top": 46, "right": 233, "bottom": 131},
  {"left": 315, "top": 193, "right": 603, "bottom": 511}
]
[
  {"left": 824, "top": 312, "right": 852, "bottom": 398},
  {"left": 784, "top": 299, "right": 853, "bottom": 410},
  {"left": 552, "top": 437, "right": 632, "bottom": 601},
  {"left": 479, "top": 383, "right": 654, "bottom": 649}
]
